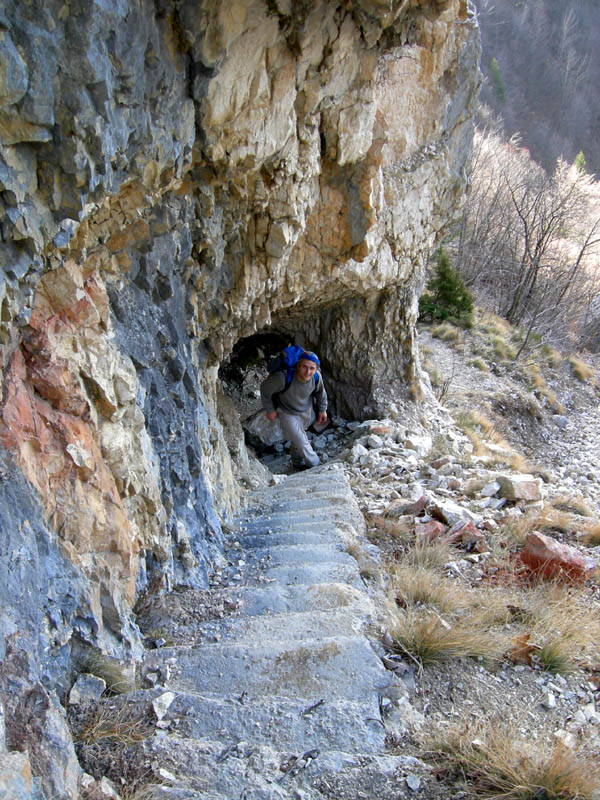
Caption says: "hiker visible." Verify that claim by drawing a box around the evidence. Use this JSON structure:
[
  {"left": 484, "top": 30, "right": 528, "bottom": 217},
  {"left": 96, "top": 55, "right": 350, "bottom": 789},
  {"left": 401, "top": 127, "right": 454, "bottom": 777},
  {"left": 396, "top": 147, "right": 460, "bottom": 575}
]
[{"left": 260, "top": 349, "right": 328, "bottom": 469}]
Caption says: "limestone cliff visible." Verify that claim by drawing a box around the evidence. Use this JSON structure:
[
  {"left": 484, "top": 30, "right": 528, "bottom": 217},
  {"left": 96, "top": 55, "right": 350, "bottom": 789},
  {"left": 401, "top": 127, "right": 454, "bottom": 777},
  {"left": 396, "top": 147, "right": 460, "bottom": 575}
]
[{"left": 0, "top": 1, "right": 479, "bottom": 795}]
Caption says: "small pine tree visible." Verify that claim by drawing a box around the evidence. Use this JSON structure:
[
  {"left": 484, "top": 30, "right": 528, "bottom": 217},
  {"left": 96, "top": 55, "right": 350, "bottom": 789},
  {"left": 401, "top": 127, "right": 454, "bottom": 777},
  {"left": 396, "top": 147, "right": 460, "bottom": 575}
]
[
  {"left": 574, "top": 150, "right": 587, "bottom": 173},
  {"left": 489, "top": 57, "right": 505, "bottom": 103},
  {"left": 419, "top": 247, "right": 474, "bottom": 327}
]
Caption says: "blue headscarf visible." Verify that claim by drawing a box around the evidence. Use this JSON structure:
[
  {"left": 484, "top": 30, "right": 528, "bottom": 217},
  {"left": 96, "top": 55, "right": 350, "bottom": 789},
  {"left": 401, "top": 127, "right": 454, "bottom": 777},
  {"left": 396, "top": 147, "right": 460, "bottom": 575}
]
[{"left": 299, "top": 351, "right": 320, "bottom": 367}]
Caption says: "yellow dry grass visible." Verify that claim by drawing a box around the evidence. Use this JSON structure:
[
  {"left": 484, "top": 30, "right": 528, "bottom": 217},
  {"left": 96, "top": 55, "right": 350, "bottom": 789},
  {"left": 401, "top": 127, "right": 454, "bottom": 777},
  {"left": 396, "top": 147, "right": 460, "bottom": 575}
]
[{"left": 426, "top": 720, "right": 600, "bottom": 799}]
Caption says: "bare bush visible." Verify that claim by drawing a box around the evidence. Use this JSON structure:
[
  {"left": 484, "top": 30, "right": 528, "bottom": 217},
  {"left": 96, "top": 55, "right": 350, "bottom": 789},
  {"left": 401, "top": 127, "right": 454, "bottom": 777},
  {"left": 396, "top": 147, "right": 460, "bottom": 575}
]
[{"left": 454, "top": 125, "right": 600, "bottom": 355}]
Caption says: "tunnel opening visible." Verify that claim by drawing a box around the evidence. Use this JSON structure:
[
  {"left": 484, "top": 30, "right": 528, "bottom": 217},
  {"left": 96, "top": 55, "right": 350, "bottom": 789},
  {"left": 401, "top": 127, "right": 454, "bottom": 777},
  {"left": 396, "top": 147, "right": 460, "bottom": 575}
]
[{"left": 218, "top": 326, "right": 356, "bottom": 474}]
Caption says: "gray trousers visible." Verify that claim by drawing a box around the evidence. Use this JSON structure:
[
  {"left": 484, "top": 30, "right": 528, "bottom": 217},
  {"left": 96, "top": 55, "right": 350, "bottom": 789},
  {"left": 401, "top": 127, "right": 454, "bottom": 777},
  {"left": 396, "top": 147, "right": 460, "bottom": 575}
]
[{"left": 278, "top": 409, "right": 319, "bottom": 467}]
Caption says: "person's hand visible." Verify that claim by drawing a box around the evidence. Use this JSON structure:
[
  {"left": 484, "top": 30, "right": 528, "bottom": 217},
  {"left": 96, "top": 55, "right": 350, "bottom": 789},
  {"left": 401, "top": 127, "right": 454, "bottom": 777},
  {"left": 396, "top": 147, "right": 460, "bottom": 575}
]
[
  {"left": 266, "top": 411, "right": 278, "bottom": 421},
  {"left": 317, "top": 412, "right": 328, "bottom": 425}
]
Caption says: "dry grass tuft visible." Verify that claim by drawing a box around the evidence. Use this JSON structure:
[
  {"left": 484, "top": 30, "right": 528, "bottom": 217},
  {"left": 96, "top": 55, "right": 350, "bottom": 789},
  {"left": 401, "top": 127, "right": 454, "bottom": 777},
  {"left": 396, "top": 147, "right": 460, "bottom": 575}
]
[
  {"left": 456, "top": 409, "right": 528, "bottom": 470},
  {"left": 490, "top": 335, "right": 516, "bottom": 362},
  {"left": 389, "top": 564, "right": 465, "bottom": 614},
  {"left": 471, "top": 356, "right": 490, "bottom": 371},
  {"left": 120, "top": 782, "right": 164, "bottom": 800},
  {"left": 426, "top": 721, "right": 600, "bottom": 799},
  {"left": 390, "top": 609, "right": 507, "bottom": 666},
  {"left": 346, "top": 541, "right": 381, "bottom": 581},
  {"left": 365, "top": 512, "right": 414, "bottom": 545},
  {"left": 79, "top": 651, "right": 137, "bottom": 695},
  {"left": 400, "top": 538, "right": 453, "bottom": 571},
  {"left": 583, "top": 522, "right": 600, "bottom": 546},
  {"left": 549, "top": 493, "right": 594, "bottom": 518},
  {"left": 432, "top": 323, "right": 461, "bottom": 343},
  {"left": 568, "top": 355, "right": 595, "bottom": 383},
  {"left": 496, "top": 514, "right": 537, "bottom": 549},
  {"left": 525, "top": 363, "right": 546, "bottom": 390},
  {"left": 520, "top": 583, "right": 600, "bottom": 673},
  {"left": 422, "top": 359, "right": 442, "bottom": 388},
  {"left": 75, "top": 699, "right": 155, "bottom": 746}
]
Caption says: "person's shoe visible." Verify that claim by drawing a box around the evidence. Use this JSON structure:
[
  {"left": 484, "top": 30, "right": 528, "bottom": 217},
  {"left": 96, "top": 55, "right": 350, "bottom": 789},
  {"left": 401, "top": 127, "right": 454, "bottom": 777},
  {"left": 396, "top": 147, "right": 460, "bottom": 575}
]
[{"left": 291, "top": 460, "right": 309, "bottom": 471}]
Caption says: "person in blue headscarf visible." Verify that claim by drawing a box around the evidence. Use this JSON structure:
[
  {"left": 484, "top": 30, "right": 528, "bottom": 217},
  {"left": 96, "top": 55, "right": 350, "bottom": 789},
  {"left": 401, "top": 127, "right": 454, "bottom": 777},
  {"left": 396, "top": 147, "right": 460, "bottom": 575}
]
[{"left": 260, "top": 350, "right": 328, "bottom": 470}]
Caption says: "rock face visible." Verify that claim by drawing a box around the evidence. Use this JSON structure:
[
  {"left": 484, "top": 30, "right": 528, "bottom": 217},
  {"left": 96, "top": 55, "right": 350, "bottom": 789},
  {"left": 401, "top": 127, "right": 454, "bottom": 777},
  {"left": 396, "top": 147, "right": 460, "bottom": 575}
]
[{"left": 0, "top": 1, "right": 480, "bottom": 794}]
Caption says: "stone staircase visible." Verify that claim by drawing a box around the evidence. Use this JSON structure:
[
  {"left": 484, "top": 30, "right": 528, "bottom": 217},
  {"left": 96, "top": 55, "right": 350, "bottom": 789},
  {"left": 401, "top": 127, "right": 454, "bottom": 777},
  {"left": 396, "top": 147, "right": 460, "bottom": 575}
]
[{"left": 113, "top": 468, "right": 424, "bottom": 799}]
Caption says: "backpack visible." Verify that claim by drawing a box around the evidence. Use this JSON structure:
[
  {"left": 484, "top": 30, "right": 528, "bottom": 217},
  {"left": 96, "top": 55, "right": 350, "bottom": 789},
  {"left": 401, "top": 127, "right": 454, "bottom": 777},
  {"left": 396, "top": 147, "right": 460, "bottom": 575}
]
[{"left": 267, "top": 345, "right": 320, "bottom": 404}]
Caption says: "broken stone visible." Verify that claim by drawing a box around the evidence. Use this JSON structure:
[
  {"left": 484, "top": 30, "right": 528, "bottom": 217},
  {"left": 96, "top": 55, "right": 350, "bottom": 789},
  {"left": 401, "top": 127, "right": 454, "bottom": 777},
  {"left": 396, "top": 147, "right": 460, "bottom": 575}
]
[
  {"left": 384, "top": 495, "right": 428, "bottom": 518},
  {"left": 68, "top": 673, "right": 107, "bottom": 706},
  {"left": 519, "top": 531, "right": 599, "bottom": 582},
  {"left": 431, "top": 499, "right": 479, "bottom": 526},
  {"left": 497, "top": 474, "right": 543, "bottom": 502},
  {"left": 430, "top": 456, "right": 452, "bottom": 470},
  {"left": 480, "top": 480, "right": 501, "bottom": 497},
  {"left": 415, "top": 519, "right": 447, "bottom": 543},
  {"left": 405, "top": 435, "right": 433, "bottom": 457},
  {"left": 446, "top": 520, "right": 486, "bottom": 551},
  {"left": 152, "top": 692, "right": 176, "bottom": 721},
  {"left": 406, "top": 773, "right": 421, "bottom": 791}
]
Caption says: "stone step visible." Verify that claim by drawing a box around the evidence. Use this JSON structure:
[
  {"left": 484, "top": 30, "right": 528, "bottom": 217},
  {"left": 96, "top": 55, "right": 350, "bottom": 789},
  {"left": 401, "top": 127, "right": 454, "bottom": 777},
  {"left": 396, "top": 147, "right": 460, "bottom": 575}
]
[
  {"left": 229, "top": 528, "right": 347, "bottom": 550},
  {"left": 230, "top": 581, "right": 374, "bottom": 617},
  {"left": 143, "top": 635, "right": 391, "bottom": 704},
  {"left": 236, "top": 510, "right": 353, "bottom": 533},
  {"left": 238, "top": 559, "right": 364, "bottom": 589},
  {"left": 251, "top": 482, "right": 356, "bottom": 500},
  {"left": 140, "top": 738, "right": 427, "bottom": 800},
  {"left": 235, "top": 517, "right": 353, "bottom": 537},
  {"left": 252, "top": 495, "right": 354, "bottom": 515},
  {"left": 138, "top": 690, "right": 387, "bottom": 754},
  {"left": 141, "top": 788, "right": 225, "bottom": 800},
  {"left": 235, "top": 542, "right": 356, "bottom": 570},
  {"left": 262, "top": 470, "right": 350, "bottom": 492},
  {"left": 188, "top": 607, "right": 370, "bottom": 645}
]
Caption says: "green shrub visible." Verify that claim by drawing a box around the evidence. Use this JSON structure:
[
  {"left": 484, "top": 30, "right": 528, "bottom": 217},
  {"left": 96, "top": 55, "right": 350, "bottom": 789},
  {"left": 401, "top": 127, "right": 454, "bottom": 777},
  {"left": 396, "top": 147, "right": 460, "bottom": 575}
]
[
  {"left": 489, "top": 57, "right": 505, "bottom": 102},
  {"left": 419, "top": 247, "right": 474, "bottom": 327},
  {"left": 575, "top": 150, "right": 587, "bottom": 173}
]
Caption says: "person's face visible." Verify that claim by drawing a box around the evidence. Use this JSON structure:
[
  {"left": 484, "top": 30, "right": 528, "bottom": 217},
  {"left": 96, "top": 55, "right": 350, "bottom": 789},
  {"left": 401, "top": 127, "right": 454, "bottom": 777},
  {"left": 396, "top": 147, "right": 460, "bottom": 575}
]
[{"left": 296, "top": 359, "right": 317, "bottom": 383}]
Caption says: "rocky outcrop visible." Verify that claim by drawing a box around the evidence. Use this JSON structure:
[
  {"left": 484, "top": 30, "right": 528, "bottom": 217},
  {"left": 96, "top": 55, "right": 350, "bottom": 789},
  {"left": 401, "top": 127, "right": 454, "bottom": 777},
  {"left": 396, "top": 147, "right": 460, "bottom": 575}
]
[{"left": 0, "top": 1, "right": 480, "bottom": 794}]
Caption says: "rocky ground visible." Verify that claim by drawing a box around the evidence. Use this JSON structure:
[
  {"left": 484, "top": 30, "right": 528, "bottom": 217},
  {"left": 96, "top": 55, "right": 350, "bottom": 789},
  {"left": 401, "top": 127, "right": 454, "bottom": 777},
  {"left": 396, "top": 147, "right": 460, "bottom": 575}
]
[
  {"left": 71, "top": 325, "right": 600, "bottom": 799},
  {"left": 246, "top": 323, "right": 600, "bottom": 798}
]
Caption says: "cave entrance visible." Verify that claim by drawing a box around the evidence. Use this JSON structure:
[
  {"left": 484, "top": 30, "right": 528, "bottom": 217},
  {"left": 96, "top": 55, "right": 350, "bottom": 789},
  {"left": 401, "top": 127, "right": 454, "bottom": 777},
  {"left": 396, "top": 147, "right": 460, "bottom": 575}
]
[
  {"left": 218, "top": 328, "right": 349, "bottom": 473},
  {"left": 219, "top": 330, "right": 290, "bottom": 427}
]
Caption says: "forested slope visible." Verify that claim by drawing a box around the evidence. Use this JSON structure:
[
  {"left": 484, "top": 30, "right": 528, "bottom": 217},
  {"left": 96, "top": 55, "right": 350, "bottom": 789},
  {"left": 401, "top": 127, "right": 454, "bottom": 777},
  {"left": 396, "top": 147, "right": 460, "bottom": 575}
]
[{"left": 475, "top": 0, "right": 600, "bottom": 175}]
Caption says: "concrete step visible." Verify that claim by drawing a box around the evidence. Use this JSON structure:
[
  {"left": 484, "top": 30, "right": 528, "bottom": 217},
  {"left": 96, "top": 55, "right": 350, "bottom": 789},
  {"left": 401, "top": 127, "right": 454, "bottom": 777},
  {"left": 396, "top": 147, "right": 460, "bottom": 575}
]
[
  {"left": 229, "top": 581, "right": 375, "bottom": 617},
  {"left": 235, "top": 518, "right": 354, "bottom": 539},
  {"left": 142, "top": 635, "right": 390, "bottom": 704},
  {"left": 140, "top": 690, "right": 387, "bottom": 754},
  {"left": 140, "top": 788, "right": 225, "bottom": 800},
  {"left": 235, "top": 542, "right": 356, "bottom": 570},
  {"left": 229, "top": 528, "right": 346, "bottom": 550},
  {"left": 140, "top": 738, "right": 427, "bottom": 800},
  {"left": 189, "top": 607, "right": 370, "bottom": 645},
  {"left": 236, "top": 509, "right": 353, "bottom": 533},
  {"left": 239, "top": 559, "right": 364, "bottom": 589}
]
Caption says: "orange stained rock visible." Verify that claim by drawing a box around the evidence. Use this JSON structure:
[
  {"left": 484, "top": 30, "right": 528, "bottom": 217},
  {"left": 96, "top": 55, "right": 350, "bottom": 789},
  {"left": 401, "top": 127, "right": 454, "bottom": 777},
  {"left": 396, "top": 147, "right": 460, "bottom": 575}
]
[
  {"left": 520, "top": 530, "right": 598, "bottom": 583},
  {"left": 0, "top": 269, "right": 139, "bottom": 604}
]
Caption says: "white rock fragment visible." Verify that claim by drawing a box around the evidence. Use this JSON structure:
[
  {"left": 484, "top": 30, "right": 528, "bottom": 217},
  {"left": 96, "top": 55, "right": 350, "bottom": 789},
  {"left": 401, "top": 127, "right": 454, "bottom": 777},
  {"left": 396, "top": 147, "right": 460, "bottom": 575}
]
[
  {"left": 405, "top": 435, "right": 432, "bottom": 457},
  {"left": 152, "top": 691, "right": 176, "bottom": 721},
  {"left": 406, "top": 774, "right": 421, "bottom": 791}
]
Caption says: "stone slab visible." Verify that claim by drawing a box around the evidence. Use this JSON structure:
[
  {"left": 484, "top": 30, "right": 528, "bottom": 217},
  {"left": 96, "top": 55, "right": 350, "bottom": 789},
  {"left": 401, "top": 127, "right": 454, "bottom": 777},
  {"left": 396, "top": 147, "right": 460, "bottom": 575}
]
[{"left": 143, "top": 636, "right": 390, "bottom": 703}]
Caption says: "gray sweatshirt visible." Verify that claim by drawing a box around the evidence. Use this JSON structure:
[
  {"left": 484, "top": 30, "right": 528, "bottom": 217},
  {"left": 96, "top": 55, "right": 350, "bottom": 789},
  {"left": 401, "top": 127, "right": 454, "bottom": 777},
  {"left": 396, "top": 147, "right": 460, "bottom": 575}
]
[{"left": 260, "top": 370, "right": 327, "bottom": 416}]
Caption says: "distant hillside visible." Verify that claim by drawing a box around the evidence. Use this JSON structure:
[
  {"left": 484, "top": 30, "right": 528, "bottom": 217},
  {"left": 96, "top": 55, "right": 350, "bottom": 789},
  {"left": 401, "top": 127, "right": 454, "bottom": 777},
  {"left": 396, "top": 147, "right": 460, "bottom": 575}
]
[{"left": 474, "top": 0, "right": 600, "bottom": 176}]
